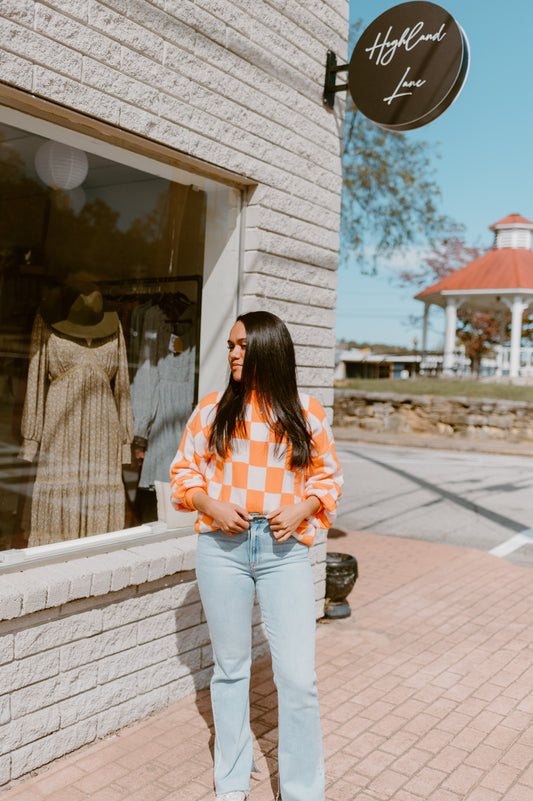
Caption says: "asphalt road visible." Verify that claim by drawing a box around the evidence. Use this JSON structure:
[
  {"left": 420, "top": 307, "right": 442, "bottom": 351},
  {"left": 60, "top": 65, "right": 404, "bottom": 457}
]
[{"left": 334, "top": 439, "right": 533, "bottom": 569}]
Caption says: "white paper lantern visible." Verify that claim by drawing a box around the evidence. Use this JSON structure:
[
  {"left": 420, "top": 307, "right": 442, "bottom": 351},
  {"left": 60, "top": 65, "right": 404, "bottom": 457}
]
[{"left": 34, "top": 140, "right": 89, "bottom": 190}]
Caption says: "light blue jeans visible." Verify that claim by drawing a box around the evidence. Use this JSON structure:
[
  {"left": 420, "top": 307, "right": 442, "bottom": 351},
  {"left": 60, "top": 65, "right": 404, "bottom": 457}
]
[{"left": 195, "top": 515, "right": 325, "bottom": 801}]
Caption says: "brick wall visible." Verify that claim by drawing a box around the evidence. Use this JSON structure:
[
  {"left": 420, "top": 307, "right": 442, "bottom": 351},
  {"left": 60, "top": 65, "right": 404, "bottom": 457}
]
[
  {"left": 0, "top": 1, "right": 347, "bottom": 786},
  {"left": 0, "top": 531, "right": 327, "bottom": 787},
  {"left": 1, "top": 0, "right": 349, "bottom": 408}
]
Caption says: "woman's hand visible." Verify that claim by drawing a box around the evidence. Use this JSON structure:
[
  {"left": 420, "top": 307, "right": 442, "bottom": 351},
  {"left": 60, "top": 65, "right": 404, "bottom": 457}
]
[
  {"left": 267, "top": 496, "right": 321, "bottom": 542},
  {"left": 191, "top": 491, "right": 250, "bottom": 535},
  {"left": 210, "top": 501, "right": 250, "bottom": 535}
]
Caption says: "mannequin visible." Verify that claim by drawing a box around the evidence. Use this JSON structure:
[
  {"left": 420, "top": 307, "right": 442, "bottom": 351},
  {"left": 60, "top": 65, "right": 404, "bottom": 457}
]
[{"left": 19, "top": 288, "right": 134, "bottom": 546}]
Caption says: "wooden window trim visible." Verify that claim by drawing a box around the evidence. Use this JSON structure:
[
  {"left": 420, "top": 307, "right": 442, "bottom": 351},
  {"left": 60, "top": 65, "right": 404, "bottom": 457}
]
[{"left": 0, "top": 82, "right": 256, "bottom": 189}]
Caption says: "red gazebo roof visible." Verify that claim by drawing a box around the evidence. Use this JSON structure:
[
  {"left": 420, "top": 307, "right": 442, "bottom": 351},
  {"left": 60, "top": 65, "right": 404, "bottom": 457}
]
[
  {"left": 489, "top": 213, "right": 533, "bottom": 229},
  {"left": 415, "top": 248, "right": 533, "bottom": 308}
]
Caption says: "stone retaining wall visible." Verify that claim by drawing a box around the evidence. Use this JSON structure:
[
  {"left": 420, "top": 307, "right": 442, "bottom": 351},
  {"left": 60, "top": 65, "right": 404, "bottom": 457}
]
[{"left": 333, "top": 388, "right": 533, "bottom": 442}]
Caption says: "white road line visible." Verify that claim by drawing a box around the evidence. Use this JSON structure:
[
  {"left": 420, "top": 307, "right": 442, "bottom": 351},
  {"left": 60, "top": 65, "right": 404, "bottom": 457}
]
[{"left": 490, "top": 528, "right": 533, "bottom": 557}]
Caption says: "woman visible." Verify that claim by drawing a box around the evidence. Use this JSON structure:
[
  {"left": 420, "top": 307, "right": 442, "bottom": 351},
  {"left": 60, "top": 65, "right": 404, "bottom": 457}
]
[{"left": 170, "top": 311, "right": 343, "bottom": 801}]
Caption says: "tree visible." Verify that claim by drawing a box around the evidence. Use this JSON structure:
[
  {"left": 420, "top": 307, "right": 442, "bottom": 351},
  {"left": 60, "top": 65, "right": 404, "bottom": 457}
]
[
  {"left": 397, "top": 226, "right": 482, "bottom": 289},
  {"left": 342, "top": 103, "right": 454, "bottom": 270},
  {"left": 456, "top": 312, "right": 503, "bottom": 375}
]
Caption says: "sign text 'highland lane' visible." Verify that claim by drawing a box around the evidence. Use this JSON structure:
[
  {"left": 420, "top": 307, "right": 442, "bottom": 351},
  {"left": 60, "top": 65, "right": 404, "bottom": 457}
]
[{"left": 364, "top": 21, "right": 447, "bottom": 67}]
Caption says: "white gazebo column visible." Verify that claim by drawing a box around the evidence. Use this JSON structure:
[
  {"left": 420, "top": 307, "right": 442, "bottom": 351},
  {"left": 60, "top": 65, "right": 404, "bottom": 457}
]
[
  {"left": 496, "top": 313, "right": 507, "bottom": 377},
  {"left": 421, "top": 303, "right": 429, "bottom": 356},
  {"left": 509, "top": 296, "right": 528, "bottom": 378},
  {"left": 443, "top": 297, "right": 458, "bottom": 374}
]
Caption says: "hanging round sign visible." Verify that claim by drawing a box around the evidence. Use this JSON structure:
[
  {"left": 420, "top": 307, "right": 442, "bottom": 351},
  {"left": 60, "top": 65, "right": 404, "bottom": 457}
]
[{"left": 348, "top": 1, "right": 469, "bottom": 131}]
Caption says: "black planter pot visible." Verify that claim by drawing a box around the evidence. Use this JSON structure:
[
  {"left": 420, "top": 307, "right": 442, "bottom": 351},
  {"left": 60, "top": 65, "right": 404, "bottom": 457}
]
[{"left": 325, "top": 552, "right": 358, "bottom": 619}]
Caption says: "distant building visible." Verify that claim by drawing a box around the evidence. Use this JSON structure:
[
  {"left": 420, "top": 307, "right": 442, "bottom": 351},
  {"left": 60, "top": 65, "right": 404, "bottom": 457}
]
[
  {"left": 334, "top": 347, "right": 476, "bottom": 380},
  {"left": 335, "top": 349, "right": 422, "bottom": 380}
]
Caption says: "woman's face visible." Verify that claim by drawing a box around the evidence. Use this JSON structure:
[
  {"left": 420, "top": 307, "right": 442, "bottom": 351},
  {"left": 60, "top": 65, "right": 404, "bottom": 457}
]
[{"left": 228, "top": 320, "right": 247, "bottom": 382}]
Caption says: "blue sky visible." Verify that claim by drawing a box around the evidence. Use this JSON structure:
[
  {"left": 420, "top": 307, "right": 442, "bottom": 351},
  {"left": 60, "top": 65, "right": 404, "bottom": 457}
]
[{"left": 337, "top": 0, "right": 533, "bottom": 349}]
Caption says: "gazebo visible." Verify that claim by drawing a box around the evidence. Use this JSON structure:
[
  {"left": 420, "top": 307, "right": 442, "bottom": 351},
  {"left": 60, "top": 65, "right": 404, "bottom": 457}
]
[{"left": 415, "top": 214, "right": 533, "bottom": 377}]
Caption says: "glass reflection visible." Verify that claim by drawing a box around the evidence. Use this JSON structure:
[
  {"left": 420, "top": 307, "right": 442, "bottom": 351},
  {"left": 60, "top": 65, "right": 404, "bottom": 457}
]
[{"left": 0, "top": 122, "right": 207, "bottom": 549}]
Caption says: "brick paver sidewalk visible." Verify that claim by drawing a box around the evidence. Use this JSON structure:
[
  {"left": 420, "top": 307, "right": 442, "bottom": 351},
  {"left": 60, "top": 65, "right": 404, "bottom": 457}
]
[{"left": 2, "top": 531, "right": 532, "bottom": 801}]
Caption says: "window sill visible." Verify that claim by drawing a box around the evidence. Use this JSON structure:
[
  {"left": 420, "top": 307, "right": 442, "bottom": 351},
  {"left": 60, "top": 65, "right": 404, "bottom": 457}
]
[
  {"left": 0, "top": 523, "right": 200, "bottom": 622},
  {"left": 0, "top": 520, "right": 196, "bottom": 574}
]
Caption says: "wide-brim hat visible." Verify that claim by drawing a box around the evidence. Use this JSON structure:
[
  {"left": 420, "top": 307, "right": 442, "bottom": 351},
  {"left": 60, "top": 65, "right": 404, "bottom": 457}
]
[{"left": 48, "top": 290, "right": 119, "bottom": 339}]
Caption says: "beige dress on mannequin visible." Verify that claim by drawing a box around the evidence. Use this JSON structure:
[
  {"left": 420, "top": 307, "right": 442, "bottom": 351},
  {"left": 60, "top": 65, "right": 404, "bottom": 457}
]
[{"left": 20, "top": 312, "right": 133, "bottom": 546}]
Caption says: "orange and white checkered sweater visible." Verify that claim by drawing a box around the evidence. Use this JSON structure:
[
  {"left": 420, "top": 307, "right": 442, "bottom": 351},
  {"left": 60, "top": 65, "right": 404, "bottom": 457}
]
[{"left": 170, "top": 390, "right": 343, "bottom": 545}]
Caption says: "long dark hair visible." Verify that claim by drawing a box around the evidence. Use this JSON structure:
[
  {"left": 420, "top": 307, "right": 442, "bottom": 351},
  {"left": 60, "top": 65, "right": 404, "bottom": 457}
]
[{"left": 209, "top": 311, "right": 312, "bottom": 469}]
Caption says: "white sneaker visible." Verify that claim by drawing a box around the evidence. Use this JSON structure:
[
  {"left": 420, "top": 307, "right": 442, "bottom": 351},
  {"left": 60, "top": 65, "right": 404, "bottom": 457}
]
[{"left": 215, "top": 793, "right": 248, "bottom": 801}]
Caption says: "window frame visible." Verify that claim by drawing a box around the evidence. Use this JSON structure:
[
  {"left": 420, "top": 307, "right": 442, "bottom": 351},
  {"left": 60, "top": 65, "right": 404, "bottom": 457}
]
[{"left": 0, "top": 85, "right": 253, "bottom": 572}]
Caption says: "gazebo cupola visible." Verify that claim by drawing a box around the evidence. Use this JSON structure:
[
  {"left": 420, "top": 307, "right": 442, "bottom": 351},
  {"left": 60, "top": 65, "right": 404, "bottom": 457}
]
[
  {"left": 416, "top": 213, "right": 533, "bottom": 378},
  {"left": 491, "top": 213, "right": 533, "bottom": 250}
]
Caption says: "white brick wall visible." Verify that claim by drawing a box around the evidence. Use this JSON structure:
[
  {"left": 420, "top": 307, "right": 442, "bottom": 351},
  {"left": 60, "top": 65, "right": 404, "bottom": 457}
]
[
  {"left": 0, "top": 0, "right": 347, "bottom": 786},
  {"left": 1, "top": 0, "right": 348, "bottom": 394},
  {"left": 0, "top": 532, "right": 327, "bottom": 787}
]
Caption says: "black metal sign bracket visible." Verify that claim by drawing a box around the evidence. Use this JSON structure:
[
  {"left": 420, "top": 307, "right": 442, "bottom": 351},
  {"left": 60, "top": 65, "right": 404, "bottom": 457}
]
[{"left": 323, "top": 50, "right": 349, "bottom": 109}]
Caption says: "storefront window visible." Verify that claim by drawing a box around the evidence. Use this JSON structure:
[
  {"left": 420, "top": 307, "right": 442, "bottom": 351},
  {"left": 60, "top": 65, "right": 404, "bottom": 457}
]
[{"left": 0, "top": 112, "right": 242, "bottom": 552}]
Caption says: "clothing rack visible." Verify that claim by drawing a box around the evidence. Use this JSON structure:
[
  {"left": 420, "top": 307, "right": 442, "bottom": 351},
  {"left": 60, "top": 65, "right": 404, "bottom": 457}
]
[
  {"left": 99, "top": 274, "right": 202, "bottom": 297},
  {"left": 100, "top": 274, "right": 203, "bottom": 407}
]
